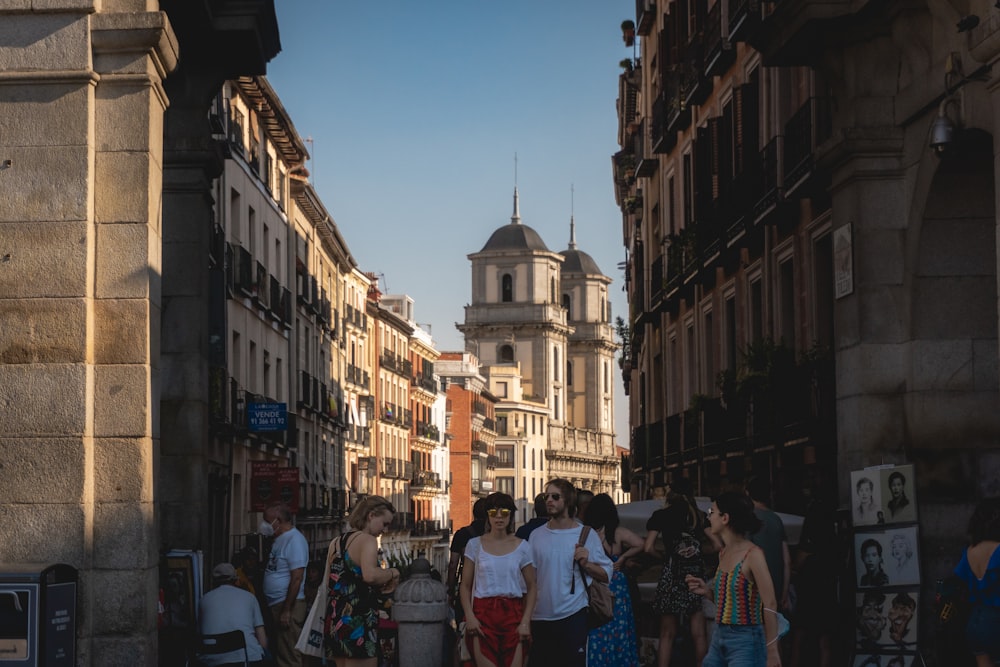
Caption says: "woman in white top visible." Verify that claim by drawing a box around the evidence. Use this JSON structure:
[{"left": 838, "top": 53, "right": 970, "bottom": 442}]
[{"left": 460, "top": 492, "right": 537, "bottom": 667}]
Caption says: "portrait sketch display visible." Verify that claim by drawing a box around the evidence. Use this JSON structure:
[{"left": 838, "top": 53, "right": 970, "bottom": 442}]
[
  {"left": 851, "top": 469, "right": 886, "bottom": 526},
  {"left": 881, "top": 464, "right": 917, "bottom": 524},
  {"left": 854, "top": 529, "right": 921, "bottom": 588},
  {"left": 855, "top": 589, "right": 919, "bottom": 651}
]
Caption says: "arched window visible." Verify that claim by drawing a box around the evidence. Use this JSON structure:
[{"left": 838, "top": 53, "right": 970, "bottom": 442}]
[
  {"left": 499, "top": 345, "right": 514, "bottom": 363},
  {"left": 567, "top": 360, "right": 573, "bottom": 386},
  {"left": 502, "top": 273, "right": 513, "bottom": 302},
  {"left": 562, "top": 293, "right": 571, "bottom": 319}
]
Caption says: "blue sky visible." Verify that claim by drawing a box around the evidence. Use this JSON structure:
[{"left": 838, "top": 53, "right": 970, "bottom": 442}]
[{"left": 266, "top": 0, "right": 635, "bottom": 445}]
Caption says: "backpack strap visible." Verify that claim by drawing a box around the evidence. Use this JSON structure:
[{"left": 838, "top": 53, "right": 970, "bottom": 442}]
[{"left": 571, "top": 526, "right": 592, "bottom": 594}]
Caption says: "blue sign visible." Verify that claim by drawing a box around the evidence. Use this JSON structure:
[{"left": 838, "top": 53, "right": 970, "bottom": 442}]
[{"left": 248, "top": 402, "right": 287, "bottom": 431}]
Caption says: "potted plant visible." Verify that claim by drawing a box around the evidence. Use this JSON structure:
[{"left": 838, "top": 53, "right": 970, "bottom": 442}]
[
  {"left": 619, "top": 58, "right": 634, "bottom": 73},
  {"left": 621, "top": 20, "right": 636, "bottom": 47}
]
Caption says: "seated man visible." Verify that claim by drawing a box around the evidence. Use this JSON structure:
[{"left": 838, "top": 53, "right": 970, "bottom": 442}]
[{"left": 198, "top": 562, "right": 269, "bottom": 667}]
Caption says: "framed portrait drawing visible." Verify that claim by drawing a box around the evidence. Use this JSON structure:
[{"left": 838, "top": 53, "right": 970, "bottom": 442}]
[
  {"left": 851, "top": 469, "right": 886, "bottom": 527},
  {"left": 855, "top": 589, "right": 919, "bottom": 651},
  {"left": 883, "top": 527, "right": 920, "bottom": 586},
  {"left": 881, "top": 464, "right": 917, "bottom": 524},
  {"left": 855, "top": 532, "right": 891, "bottom": 588}
]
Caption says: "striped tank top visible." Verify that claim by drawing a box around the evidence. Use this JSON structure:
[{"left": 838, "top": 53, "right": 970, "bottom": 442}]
[{"left": 713, "top": 547, "right": 763, "bottom": 625}]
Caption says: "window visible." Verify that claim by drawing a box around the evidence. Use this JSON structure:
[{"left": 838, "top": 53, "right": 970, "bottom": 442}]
[
  {"left": 499, "top": 345, "right": 514, "bottom": 363},
  {"left": 562, "top": 293, "right": 571, "bottom": 318},
  {"left": 230, "top": 189, "right": 241, "bottom": 241},
  {"left": 566, "top": 361, "right": 573, "bottom": 387},
  {"left": 496, "top": 381, "right": 508, "bottom": 398},
  {"left": 497, "top": 446, "right": 514, "bottom": 467},
  {"left": 749, "top": 277, "right": 763, "bottom": 343},
  {"left": 497, "top": 415, "right": 508, "bottom": 435},
  {"left": 779, "top": 257, "right": 795, "bottom": 348},
  {"left": 683, "top": 153, "right": 693, "bottom": 226},
  {"left": 725, "top": 293, "right": 738, "bottom": 371},
  {"left": 703, "top": 309, "right": 714, "bottom": 393},
  {"left": 554, "top": 347, "right": 560, "bottom": 381},
  {"left": 496, "top": 477, "right": 515, "bottom": 495},
  {"left": 550, "top": 277, "right": 556, "bottom": 303},
  {"left": 502, "top": 274, "right": 513, "bottom": 302}
]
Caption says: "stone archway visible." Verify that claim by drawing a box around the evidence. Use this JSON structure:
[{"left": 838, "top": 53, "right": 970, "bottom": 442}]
[{"left": 909, "top": 128, "right": 998, "bottom": 447}]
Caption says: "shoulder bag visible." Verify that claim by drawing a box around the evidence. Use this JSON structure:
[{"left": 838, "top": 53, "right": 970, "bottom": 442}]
[
  {"left": 576, "top": 526, "right": 615, "bottom": 629},
  {"left": 296, "top": 533, "right": 344, "bottom": 657}
]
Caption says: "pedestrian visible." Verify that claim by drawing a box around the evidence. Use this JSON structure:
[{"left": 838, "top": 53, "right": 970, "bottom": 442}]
[
  {"left": 515, "top": 493, "right": 549, "bottom": 540},
  {"left": 260, "top": 502, "right": 309, "bottom": 667},
  {"left": 788, "top": 500, "right": 838, "bottom": 667},
  {"left": 746, "top": 477, "right": 790, "bottom": 610},
  {"left": 198, "top": 562, "right": 269, "bottom": 666},
  {"left": 643, "top": 477, "right": 709, "bottom": 667},
  {"left": 953, "top": 496, "right": 1000, "bottom": 666},
  {"left": 527, "top": 479, "right": 613, "bottom": 667},
  {"left": 324, "top": 495, "right": 401, "bottom": 667},
  {"left": 460, "top": 492, "right": 536, "bottom": 667},
  {"left": 583, "top": 493, "right": 643, "bottom": 667},
  {"left": 576, "top": 489, "right": 595, "bottom": 523},
  {"left": 685, "top": 492, "right": 782, "bottom": 667},
  {"left": 449, "top": 498, "right": 489, "bottom": 618}
]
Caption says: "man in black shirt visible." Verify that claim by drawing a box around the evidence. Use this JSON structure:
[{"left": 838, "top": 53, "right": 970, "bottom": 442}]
[
  {"left": 515, "top": 493, "right": 548, "bottom": 540},
  {"left": 446, "top": 498, "right": 487, "bottom": 617}
]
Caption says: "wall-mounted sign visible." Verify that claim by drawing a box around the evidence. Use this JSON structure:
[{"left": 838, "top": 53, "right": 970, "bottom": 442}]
[
  {"left": 250, "top": 461, "right": 299, "bottom": 513},
  {"left": 248, "top": 402, "right": 287, "bottom": 431}
]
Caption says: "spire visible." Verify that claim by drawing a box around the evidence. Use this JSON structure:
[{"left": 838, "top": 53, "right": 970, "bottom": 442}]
[
  {"left": 568, "top": 184, "right": 577, "bottom": 249},
  {"left": 511, "top": 186, "right": 521, "bottom": 225}
]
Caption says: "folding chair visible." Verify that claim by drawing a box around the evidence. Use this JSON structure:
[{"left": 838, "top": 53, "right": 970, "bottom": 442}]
[{"left": 189, "top": 629, "right": 249, "bottom": 667}]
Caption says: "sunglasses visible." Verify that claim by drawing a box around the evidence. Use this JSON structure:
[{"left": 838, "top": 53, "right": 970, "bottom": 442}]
[
  {"left": 544, "top": 493, "right": 562, "bottom": 501},
  {"left": 487, "top": 508, "right": 511, "bottom": 518}
]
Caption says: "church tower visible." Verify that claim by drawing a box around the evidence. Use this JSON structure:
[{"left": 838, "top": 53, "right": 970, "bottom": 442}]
[
  {"left": 560, "top": 212, "right": 617, "bottom": 437},
  {"left": 458, "top": 188, "right": 620, "bottom": 498},
  {"left": 458, "top": 188, "right": 571, "bottom": 422}
]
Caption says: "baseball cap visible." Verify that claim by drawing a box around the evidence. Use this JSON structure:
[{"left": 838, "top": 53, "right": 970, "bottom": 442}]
[{"left": 212, "top": 562, "right": 237, "bottom": 580}]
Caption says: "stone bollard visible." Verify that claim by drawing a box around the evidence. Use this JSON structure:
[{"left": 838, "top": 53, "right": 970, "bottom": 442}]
[{"left": 391, "top": 557, "right": 449, "bottom": 667}]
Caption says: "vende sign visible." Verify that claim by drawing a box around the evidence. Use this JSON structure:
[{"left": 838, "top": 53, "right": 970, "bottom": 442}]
[
  {"left": 250, "top": 461, "right": 299, "bottom": 513},
  {"left": 248, "top": 402, "right": 287, "bottom": 431}
]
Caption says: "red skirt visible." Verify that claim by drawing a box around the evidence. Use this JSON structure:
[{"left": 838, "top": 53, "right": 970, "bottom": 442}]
[{"left": 466, "top": 596, "right": 526, "bottom": 667}]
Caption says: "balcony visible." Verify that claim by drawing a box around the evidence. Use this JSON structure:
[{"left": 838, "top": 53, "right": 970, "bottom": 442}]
[
  {"left": 413, "top": 519, "right": 442, "bottom": 537},
  {"left": 665, "top": 69, "right": 692, "bottom": 136},
  {"left": 389, "top": 511, "right": 415, "bottom": 533},
  {"left": 753, "top": 136, "right": 783, "bottom": 223},
  {"left": 411, "top": 469, "right": 442, "bottom": 490},
  {"left": 704, "top": 0, "right": 735, "bottom": 78},
  {"left": 268, "top": 275, "right": 282, "bottom": 322},
  {"left": 749, "top": 0, "right": 855, "bottom": 66},
  {"left": 650, "top": 254, "right": 664, "bottom": 310},
  {"left": 782, "top": 97, "right": 832, "bottom": 198},
  {"left": 651, "top": 92, "right": 678, "bottom": 155},
  {"left": 728, "top": 0, "right": 761, "bottom": 43},
  {"left": 634, "top": 119, "right": 658, "bottom": 178},
  {"left": 233, "top": 245, "right": 254, "bottom": 298},
  {"left": 636, "top": 0, "right": 656, "bottom": 36},
  {"left": 486, "top": 455, "right": 499, "bottom": 469},
  {"left": 412, "top": 373, "right": 438, "bottom": 394},
  {"left": 472, "top": 440, "right": 488, "bottom": 454}
]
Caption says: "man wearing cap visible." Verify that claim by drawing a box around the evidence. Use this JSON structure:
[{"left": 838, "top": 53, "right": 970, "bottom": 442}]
[{"left": 198, "top": 562, "right": 268, "bottom": 666}]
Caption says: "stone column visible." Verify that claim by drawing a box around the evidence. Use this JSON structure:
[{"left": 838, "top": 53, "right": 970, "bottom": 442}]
[{"left": 0, "top": 5, "right": 177, "bottom": 666}]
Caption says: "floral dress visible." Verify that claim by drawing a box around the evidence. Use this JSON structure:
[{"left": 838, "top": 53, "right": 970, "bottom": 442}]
[
  {"left": 587, "top": 554, "right": 640, "bottom": 666},
  {"left": 325, "top": 532, "right": 379, "bottom": 659}
]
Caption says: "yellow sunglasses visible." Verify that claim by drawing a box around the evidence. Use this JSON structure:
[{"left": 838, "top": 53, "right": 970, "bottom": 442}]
[{"left": 487, "top": 508, "right": 511, "bottom": 518}]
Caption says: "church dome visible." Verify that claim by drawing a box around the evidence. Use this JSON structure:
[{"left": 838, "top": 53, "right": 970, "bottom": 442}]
[
  {"left": 479, "top": 186, "right": 552, "bottom": 253},
  {"left": 560, "top": 247, "right": 603, "bottom": 275},
  {"left": 481, "top": 223, "right": 550, "bottom": 252}
]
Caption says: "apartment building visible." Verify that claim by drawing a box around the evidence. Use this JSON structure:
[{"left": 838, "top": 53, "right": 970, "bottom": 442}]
[
  {"left": 439, "top": 351, "right": 499, "bottom": 529},
  {"left": 618, "top": 4, "right": 1000, "bottom": 658}
]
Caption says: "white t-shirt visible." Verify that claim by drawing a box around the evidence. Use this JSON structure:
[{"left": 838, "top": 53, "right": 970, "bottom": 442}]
[
  {"left": 198, "top": 584, "right": 265, "bottom": 665},
  {"left": 529, "top": 523, "right": 613, "bottom": 621},
  {"left": 464, "top": 537, "right": 533, "bottom": 599},
  {"left": 263, "top": 526, "right": 309, "bottom": 606}
]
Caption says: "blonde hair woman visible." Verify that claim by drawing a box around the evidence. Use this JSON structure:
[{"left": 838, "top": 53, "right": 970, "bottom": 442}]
[{"left": 325, "top": 496, "right": 400, "bottom": 667}]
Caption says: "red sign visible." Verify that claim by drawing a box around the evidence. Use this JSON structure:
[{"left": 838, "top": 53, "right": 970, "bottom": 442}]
[{"left": 251, "top": 461, "right": 300, "bottom": 513}]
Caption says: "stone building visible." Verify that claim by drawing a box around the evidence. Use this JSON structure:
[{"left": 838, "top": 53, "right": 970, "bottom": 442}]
[
  {"left": 457, "top": 190, "right": 622, "bottom": 519},
  {"left": 618, "top": 0, "right": 1000, "bottom": 659}
]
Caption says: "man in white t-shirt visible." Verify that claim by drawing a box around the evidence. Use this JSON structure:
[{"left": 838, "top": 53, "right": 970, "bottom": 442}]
[
  {"left": 198, "top": 562, "right": 268, "bottom": 666},
  {"left": 261, "top": 502, "right": 309, "bottom": 667},
  {"left": 528, "top": 479, "right": 612, "bottom": 667}
]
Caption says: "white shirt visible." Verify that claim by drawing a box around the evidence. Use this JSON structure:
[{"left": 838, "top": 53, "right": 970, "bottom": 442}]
[
  {"left": 464, "top": 537, "right": 533, "bottom": 599},
  {"left": 263, "top": 526, "right": 309, "bottom": 606},
  {"left": 529, "top": 523, "right": 613, "bottom": 621},
  {"left": 198, "top": 584, "right": 265, "bottom": 665}
]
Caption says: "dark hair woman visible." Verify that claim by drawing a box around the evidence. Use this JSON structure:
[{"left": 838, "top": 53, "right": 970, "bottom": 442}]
[
  {"left": 954, "top": 497, "right": 1000, "bottom": 666},
  {"left": 325, "top": 495, "right": 399, "bottom": 667},
  {"left": 583, "top": 493, "right": 644, "bottom": 666},
  {"left": 686, "top": 491, "right": 781, "bottom": 667},
  {"left": 460, "top": 492, "right": 536, "bottom": 667},
  {"left": 643, "top": 477, "right": 709, "bottom": 667}
]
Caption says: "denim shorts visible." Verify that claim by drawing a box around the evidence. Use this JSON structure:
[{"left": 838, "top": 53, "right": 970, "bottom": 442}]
[{"left": 702, "top": 623, "right": 765, "bottom": 667}]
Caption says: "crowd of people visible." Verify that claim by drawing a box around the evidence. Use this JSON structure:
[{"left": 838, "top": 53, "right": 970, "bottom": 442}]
[{"left": 189, "top": 482, "right": 1000, "bottom": 667}]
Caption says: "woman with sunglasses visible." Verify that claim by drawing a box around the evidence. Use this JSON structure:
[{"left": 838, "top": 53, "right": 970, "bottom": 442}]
[
  {"left": 685, "top": 492, "right": 782, "bottom": 667},
  {"left": 460, "top": 492, "right": 537, "bottom": 667}
]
